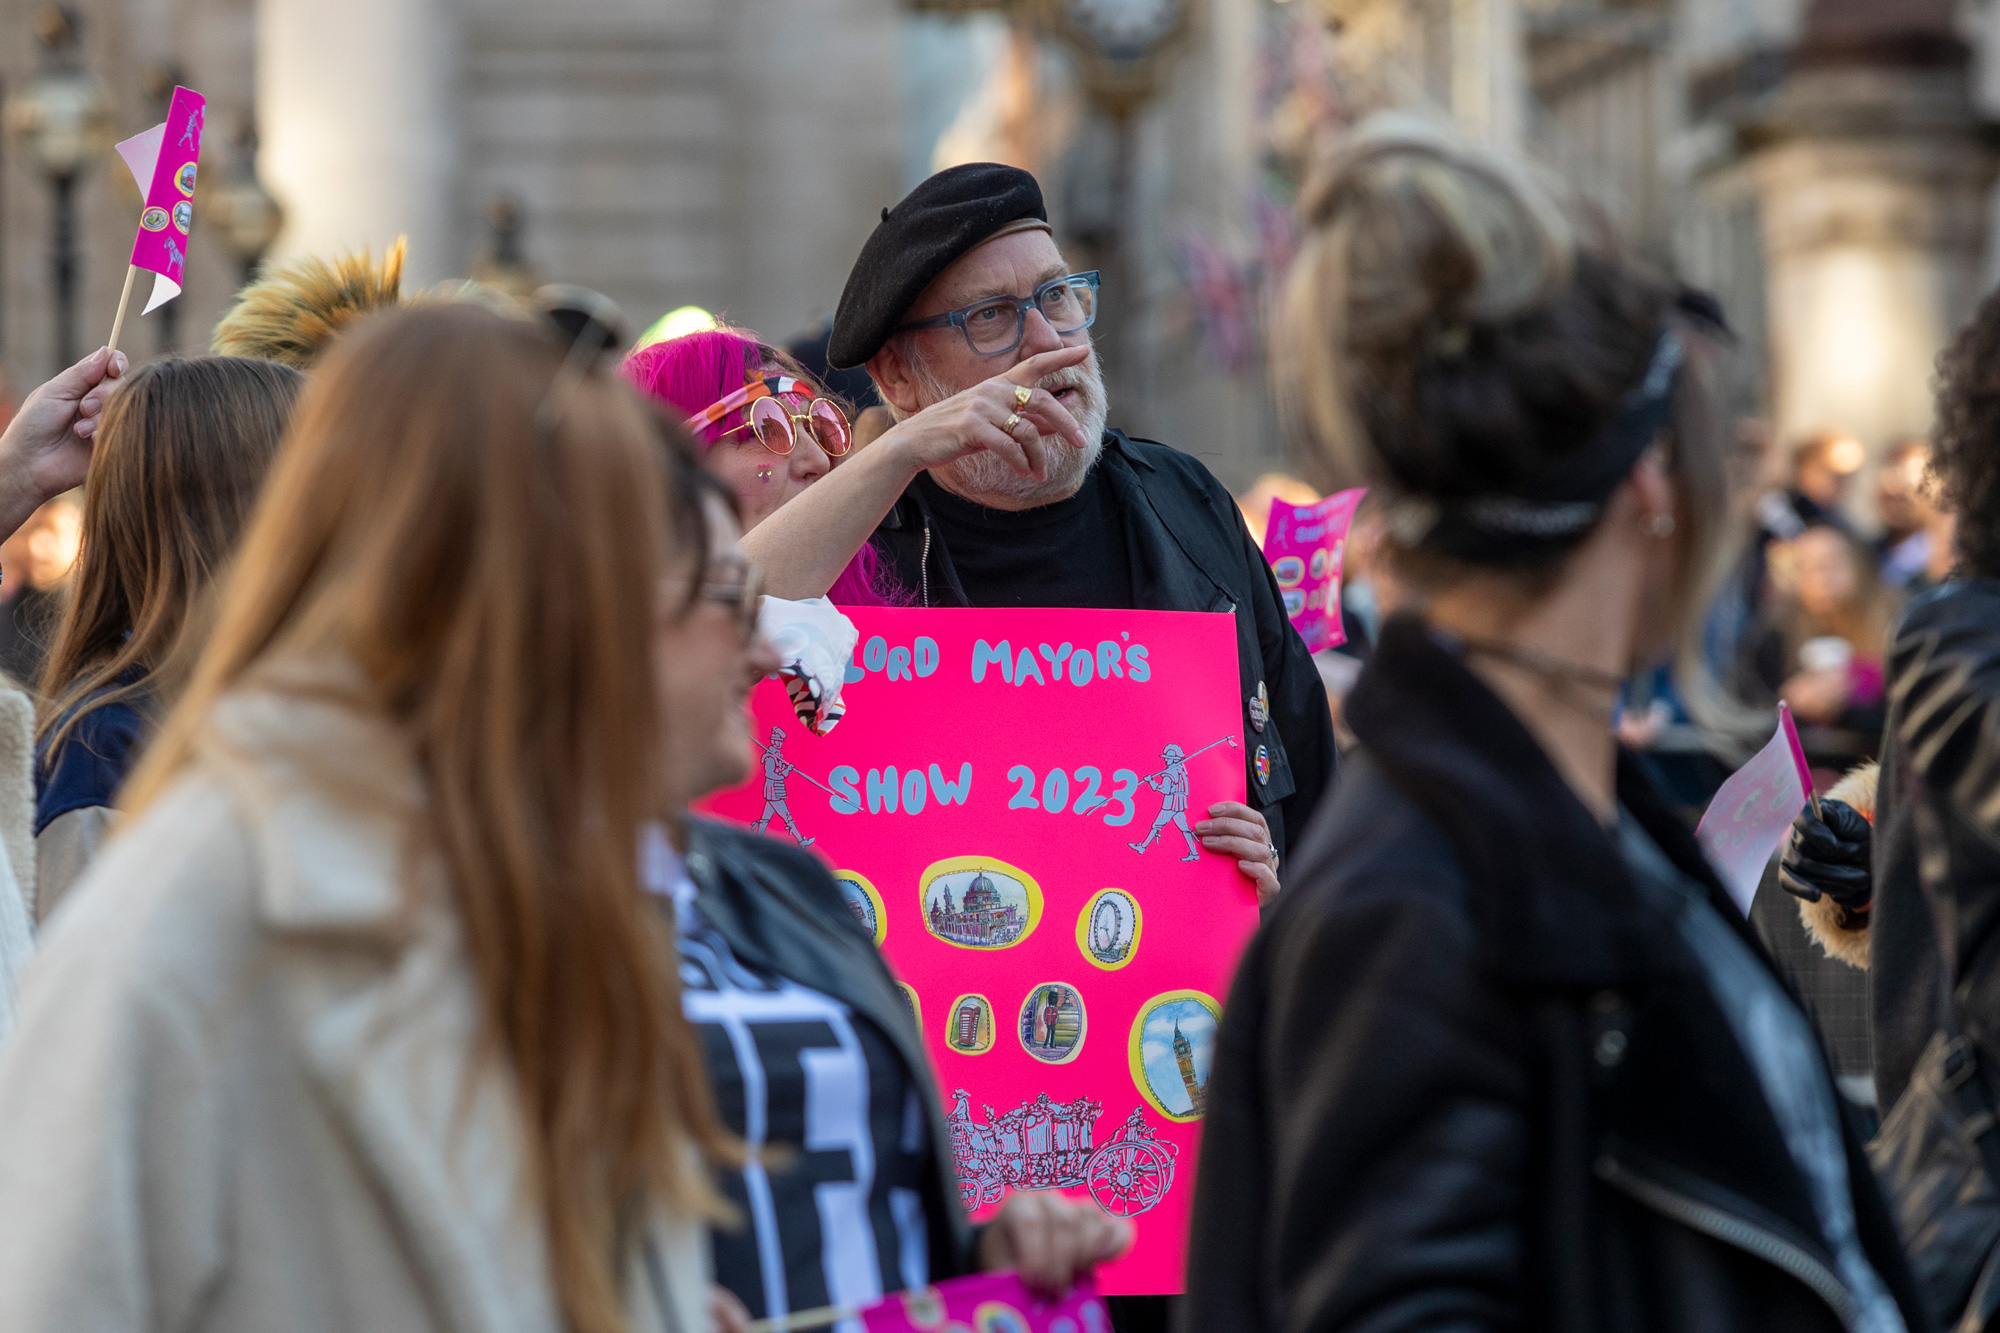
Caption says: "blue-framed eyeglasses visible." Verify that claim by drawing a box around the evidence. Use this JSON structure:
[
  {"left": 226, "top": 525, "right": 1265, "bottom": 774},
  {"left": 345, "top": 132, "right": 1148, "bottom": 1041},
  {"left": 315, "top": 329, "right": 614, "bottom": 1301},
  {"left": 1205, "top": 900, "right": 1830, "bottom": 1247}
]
[{"left": 894, "top": 271, "right": 1100, "bottom": 357}]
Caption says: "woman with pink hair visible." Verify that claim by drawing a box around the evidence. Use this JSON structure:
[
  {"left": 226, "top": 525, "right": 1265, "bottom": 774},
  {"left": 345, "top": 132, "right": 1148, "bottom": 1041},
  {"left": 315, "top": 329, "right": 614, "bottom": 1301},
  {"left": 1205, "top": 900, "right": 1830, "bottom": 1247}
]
[{"left": 623, "top": 326, "right": 1086, "bottom": 605}]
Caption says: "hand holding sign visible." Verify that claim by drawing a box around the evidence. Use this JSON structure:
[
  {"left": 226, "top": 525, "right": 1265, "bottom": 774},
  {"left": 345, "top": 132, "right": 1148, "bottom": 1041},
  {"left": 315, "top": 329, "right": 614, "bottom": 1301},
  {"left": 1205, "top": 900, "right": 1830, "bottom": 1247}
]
[{"left": 1194, "top": 800, "right": 1279, "bottom": 905}]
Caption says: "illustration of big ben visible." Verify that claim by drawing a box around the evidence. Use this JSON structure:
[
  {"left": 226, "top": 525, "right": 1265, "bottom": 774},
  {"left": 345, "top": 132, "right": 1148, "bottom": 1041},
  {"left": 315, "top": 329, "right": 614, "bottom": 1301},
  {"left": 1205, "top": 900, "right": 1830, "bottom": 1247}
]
[{"left": 1173, "top": 1019, "right": 1205, "bottom": 1116}]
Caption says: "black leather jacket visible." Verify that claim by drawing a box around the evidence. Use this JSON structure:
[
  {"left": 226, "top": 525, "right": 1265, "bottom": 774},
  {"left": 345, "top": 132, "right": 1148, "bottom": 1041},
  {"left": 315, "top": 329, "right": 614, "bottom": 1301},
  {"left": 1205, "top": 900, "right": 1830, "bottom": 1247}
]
[
  {"left": 1879, "top": 579, "right": 2000, "bottom": 1094},
  {"left": 680, "top": 817, "right": 980, "bottom": 1280},
  {"left": 1182, "top": 616, "right": 1929, "bottom": 1333}
]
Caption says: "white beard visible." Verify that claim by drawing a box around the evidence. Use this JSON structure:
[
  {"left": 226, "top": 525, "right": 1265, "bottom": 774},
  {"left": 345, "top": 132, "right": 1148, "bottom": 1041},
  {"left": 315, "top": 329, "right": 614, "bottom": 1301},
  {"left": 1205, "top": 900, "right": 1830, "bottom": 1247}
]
[{"left": 899, "top": 343, "right": 1110, "bottom": 509}]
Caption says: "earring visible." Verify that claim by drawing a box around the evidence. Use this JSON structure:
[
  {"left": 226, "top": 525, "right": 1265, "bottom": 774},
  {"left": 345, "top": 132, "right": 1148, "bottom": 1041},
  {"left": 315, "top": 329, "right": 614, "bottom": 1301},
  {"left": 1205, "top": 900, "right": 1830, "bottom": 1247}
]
[{"left": 1644, "top": 513, "right": 1676, "bottom": 538}]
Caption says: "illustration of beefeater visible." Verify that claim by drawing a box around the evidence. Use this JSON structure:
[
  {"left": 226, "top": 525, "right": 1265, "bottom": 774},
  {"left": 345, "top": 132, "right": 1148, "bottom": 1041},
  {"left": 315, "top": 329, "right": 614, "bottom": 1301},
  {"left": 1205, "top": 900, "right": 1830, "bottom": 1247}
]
[
  {"left": 1128, "top": 743, "right": 1199, "bottom": 862},
  {"left": 752, "top": 726, "right": 814, "bottom": 847}
]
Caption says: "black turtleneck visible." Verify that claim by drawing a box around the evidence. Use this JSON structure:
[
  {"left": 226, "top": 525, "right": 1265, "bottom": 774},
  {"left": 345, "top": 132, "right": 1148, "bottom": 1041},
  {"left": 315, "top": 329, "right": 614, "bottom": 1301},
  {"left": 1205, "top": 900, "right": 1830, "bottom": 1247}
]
[{"left": 915, "top": 466, "right": 1134, "bottom": 608}]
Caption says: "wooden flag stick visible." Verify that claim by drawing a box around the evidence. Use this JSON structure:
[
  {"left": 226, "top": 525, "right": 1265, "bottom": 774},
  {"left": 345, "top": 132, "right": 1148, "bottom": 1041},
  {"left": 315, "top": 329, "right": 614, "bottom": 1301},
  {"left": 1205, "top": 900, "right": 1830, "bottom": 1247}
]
[
  {"left": 107, "top": 264, "right": 140, "bottom": 355},
  {"left": 747, "top": 1305, "right": 855, "bottom": 1332}
]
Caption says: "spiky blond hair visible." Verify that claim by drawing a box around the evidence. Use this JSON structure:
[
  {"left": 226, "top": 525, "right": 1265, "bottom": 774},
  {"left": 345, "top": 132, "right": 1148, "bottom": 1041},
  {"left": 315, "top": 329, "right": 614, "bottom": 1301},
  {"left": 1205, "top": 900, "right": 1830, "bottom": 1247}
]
[{"left": 210, "top": 238, "right": 407, "bottom": 369}]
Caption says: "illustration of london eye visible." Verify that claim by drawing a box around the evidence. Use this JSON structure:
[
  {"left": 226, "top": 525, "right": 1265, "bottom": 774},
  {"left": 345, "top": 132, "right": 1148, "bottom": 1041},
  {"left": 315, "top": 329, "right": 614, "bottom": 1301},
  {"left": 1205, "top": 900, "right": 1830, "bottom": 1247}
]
[
  {"left": 946, "top": 1090, "right": 1177, "bottom": 1218},
  {"left": 1089, "top": 896, "right": 1129, "bottom": 964}
]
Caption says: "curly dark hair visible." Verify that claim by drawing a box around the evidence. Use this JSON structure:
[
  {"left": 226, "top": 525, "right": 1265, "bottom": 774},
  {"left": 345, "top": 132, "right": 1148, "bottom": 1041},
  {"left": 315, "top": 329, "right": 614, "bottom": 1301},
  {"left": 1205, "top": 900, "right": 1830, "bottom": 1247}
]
[{"left": 1931, "top": 288, "right": 2000, "bottom": 577}]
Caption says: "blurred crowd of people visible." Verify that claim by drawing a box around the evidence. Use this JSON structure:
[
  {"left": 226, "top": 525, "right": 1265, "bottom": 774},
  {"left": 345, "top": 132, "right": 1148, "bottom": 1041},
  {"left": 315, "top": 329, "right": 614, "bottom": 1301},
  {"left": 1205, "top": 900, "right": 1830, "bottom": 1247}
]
[{"left": 1244, "top": 393, "right": 1963, "bottom": 819}]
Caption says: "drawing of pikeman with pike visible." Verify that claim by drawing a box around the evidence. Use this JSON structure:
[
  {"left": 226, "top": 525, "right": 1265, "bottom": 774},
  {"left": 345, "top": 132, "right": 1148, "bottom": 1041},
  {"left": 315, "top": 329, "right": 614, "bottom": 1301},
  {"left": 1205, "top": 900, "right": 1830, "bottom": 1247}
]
[
  {"left": 1129, "top": 733, "right": 1239, "bottom": 862},
  {"left": 1129, "top": 744, "right": 1198, "bottom": 861},
  {"left": 752, "top": 726, "right": 814, "bottom": 847}
]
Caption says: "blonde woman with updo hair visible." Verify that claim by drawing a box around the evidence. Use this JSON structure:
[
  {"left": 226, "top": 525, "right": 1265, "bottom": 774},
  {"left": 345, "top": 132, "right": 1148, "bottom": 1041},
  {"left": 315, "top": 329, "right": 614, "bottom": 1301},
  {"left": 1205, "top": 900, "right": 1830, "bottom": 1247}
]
[
  {"left": 1182, "top": 117, "right": 1926, "bottom": 1333},
  {"left": 0, "top": 304, "right": 729, "bottom": 1333}
]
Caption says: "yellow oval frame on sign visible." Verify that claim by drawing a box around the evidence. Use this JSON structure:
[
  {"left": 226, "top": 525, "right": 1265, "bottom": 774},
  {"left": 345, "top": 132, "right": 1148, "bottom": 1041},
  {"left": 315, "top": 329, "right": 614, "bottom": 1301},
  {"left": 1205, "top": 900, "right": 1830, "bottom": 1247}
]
[
  {"left": 898, "top": 1286, "right": 947, "bottom": 1329},
  {"left": 1128, "top": 989, "right": 1222, "bottom": 1122},
  {"left": 944, "top": 992, "right": 996, "bottom": 1055},
  {"left": 973, "top": 1301, "right": 1031, "bottom": 1333},
  {"left": 897, "top": 982, "right": 923, "bottom": 1034},
  {"left": 1016, "top": 980, "right": 1087, "bottom": 1065},
  {"left": 1075, "top": 888, "right": 1144, "bottom": 971},
  {"left": 917, "top": 855, "right": 1044, "bottom": 950},
  {"left": 833, "top": 868, "right": 887, "bottom": 946}
]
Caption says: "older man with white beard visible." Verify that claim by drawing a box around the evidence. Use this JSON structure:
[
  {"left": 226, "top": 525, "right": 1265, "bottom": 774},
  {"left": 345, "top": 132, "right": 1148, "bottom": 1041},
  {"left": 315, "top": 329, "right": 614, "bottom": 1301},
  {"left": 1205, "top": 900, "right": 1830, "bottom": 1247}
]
[{"left": 816, "top": 163, "right": 1336, "bottom": 915}]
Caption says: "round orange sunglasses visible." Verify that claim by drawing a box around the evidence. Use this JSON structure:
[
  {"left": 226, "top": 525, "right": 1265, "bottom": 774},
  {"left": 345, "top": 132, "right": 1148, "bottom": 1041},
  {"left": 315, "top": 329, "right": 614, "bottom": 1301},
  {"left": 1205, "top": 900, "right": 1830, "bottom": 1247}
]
[{"left": 685, "top": 375, "right": 852, "bottom": 457}]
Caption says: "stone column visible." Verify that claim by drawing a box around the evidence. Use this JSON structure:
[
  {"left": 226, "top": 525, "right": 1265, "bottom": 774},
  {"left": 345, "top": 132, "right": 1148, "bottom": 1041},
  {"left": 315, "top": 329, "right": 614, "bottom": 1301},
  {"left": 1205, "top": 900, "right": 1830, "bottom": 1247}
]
[
  {"left": 1745, "top": 0, "right": 1997, "bottom": 488},
  {"left": 255, "top": 0, "right": 461, "bottom": 287},
  {"left": 722, "top": 0, "right": 903, "bottom": 340},
  {"left": 1452, "top": 0, "right": 1525, "bottom": 150}
]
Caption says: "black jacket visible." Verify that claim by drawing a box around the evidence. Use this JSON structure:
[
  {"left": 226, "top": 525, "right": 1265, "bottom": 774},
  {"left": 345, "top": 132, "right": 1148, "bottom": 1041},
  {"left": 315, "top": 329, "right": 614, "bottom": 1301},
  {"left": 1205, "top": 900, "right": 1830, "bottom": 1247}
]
[
  {"left": 1876, "top": 579, "right": 2000, "bottom": 1103},
  {"left": 681, "top": 816, "right": 981, "bottom": 1280},
  {"left": 870, "top": 430, "right": 1336, "bottom": 860},
  {"left": 1182, "top": 616, "right": 1929, "bottom": 1333},
  {"left": 1869, "top": 584, "right": 1953, "bottom": 1114}
]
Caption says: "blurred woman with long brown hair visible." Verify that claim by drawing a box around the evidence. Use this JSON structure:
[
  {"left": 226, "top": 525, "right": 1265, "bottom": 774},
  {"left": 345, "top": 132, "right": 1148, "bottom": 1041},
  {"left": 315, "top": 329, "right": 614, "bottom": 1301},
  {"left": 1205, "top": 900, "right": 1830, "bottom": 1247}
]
[
  {"left": 0, "top": 304, "right": 729, "bottom": 1333},
  {"left": 31, "top": 355, "right": 303, "bottom": 920}
]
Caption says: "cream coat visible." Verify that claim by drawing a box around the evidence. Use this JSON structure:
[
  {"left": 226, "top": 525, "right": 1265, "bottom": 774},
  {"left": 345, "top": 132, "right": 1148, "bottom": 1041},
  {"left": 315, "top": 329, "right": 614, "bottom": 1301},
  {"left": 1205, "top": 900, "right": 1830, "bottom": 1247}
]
[
  {"left": 0, "top": 681, "right": 36, "bottom": 1038},
  {"left": 0, "top": 673, "right": 713, "bottom": 1333}
]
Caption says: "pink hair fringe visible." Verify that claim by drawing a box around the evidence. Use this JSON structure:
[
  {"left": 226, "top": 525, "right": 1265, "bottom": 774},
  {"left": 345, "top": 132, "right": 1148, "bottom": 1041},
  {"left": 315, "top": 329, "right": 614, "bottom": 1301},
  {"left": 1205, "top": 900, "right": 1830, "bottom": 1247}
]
[{"left": 622, "top": 327, "right": 913, "bottom": 606}]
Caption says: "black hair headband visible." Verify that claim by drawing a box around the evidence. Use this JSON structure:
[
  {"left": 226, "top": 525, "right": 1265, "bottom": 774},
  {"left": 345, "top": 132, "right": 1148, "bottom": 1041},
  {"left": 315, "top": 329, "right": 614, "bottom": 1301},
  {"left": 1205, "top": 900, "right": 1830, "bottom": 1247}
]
[{"left": 1388, "top": 328, "right": 1685, "bottom": 563}]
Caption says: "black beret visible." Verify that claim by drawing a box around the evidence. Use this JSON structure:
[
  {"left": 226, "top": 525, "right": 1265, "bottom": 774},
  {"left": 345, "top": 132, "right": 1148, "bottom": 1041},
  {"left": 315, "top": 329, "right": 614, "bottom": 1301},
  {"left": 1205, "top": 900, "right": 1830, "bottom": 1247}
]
[{"left": 827, "top": 163, "right": 1048, "bottom": 370}]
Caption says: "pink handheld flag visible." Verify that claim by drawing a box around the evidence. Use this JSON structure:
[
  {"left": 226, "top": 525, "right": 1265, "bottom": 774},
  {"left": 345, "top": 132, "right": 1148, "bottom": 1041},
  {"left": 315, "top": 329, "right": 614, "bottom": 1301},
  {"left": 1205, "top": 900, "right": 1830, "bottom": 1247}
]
[
  {"left": 1262, "top": 488, "right": 1365, "bottom": 652},
  {"left": 107, "top": 86, "right": 206, "bottom": 351},
  {"left": 1694, "top": 703, "right": 1816, "bottom": 915}
]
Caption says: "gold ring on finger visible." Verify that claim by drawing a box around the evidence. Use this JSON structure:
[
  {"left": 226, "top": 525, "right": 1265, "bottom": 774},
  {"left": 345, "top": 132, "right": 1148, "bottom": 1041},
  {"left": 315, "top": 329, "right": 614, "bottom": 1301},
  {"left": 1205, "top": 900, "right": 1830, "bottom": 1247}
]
[
  {"left": 1005, "top": 412, "right": 1021, "bottom": 432},
  {"left": 1015, "top": 384, "right": 1033, "bottom": 408}
]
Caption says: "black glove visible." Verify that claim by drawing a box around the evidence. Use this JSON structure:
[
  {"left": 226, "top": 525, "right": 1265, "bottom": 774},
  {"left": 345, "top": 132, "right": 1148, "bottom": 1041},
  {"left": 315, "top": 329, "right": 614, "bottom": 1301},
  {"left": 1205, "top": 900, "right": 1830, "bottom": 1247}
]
[{"left": 1777, "top": 798, "right": 1872, "bottom": 909}]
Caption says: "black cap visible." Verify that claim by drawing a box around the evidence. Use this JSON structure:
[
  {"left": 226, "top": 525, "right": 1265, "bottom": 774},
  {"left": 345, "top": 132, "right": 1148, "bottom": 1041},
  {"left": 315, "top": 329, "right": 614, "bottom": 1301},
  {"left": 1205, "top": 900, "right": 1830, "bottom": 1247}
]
[{"left": 827, "top": 163, "right": 1049, "bottom": 370}]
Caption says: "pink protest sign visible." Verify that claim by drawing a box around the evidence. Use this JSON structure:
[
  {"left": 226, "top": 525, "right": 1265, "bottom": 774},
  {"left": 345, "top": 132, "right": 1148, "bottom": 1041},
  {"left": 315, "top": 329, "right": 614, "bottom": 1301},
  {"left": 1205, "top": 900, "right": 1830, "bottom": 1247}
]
[
  {"left": 1695, "top": 704, "right": 1816, "bottom": 915},
  {"left": 702, "top": 608, "right": 1257, "bottom": 1294},
  {"left": 856, "top": 1273, "right": 1108, "bottom": 1333},
  {"left": 113, "top": 86, "right": 205, "bottom": 315},
  {"left": 1263, "top": 488, "right": 1364, "bottom": 652}
]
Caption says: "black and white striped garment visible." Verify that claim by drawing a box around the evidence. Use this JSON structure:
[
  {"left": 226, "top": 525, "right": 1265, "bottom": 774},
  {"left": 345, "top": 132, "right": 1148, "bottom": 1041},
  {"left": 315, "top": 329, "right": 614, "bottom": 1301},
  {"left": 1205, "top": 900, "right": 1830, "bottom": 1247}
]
[{"left": 647, "top": 834, "right": 934, "bottom": 1332}]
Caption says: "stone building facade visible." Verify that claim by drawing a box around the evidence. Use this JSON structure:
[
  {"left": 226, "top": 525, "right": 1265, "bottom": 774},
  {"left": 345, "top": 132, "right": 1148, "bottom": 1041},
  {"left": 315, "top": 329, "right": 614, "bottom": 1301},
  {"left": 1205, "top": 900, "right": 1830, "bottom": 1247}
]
[
  {"left": 0, "top": 0, "right": 257, "bottom": 385},
  {"left": 1322, "top": 0, "right": 2000, "bottom": 513},
  {"left": 0, "top": 0, "right": 1287, "bottom": 483},
  {"left": 0, "top": 0, "right": 905, "bottom": 396}
]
